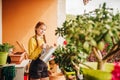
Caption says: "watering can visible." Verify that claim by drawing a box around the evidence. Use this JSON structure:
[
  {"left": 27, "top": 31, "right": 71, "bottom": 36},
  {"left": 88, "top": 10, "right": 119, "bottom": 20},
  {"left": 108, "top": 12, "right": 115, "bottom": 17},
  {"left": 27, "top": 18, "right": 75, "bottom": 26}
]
[{"left": 39, "top": 46, "right": 56, "bottom": 63}]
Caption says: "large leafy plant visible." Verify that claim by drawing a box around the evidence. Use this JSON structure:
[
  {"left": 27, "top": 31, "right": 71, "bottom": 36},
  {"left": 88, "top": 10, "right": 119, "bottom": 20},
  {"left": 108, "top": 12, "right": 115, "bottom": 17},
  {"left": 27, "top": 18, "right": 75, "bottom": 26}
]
[{"left": 54, "top": 3, "right": 120, "bottom": 76}]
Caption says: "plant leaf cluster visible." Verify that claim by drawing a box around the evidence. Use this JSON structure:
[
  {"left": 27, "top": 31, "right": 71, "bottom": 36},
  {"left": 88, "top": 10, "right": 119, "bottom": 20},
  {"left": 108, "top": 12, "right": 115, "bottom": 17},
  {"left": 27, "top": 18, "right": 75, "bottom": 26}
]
[{"left": 0, "top": 43, "right": 14, "bottom": 52}]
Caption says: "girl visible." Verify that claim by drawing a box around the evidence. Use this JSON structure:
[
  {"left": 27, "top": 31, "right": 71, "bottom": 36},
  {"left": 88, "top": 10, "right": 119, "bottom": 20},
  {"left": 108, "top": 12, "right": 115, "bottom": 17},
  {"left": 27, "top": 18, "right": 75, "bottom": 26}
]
[{"left": 28, "top": 21, "right": 49, "bottom": 80}]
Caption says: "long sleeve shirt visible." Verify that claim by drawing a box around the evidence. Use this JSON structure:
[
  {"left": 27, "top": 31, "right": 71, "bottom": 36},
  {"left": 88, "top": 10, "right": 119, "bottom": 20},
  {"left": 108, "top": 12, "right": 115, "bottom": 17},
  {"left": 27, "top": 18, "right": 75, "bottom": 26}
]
[{"left": 28, "top": 36, "right": 44, "bottom": 60}]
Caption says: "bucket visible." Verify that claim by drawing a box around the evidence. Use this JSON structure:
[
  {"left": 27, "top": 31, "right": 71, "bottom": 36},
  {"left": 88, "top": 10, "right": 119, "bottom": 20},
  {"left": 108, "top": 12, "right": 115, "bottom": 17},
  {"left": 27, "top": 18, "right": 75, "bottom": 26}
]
[
  {"left": 24, "top": 75, "right": 28, "bottom": 80},
  {"left": 0, "top": 52, "right": 8, "bottom": 65},
  {"left": 24, "top": 72, "right": 29, "bottom": 80}
]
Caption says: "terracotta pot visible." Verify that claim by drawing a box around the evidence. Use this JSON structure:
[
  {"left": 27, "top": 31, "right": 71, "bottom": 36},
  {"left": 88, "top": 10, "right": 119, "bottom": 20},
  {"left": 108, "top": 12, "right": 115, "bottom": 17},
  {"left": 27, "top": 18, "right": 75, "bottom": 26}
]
[
  {"left": 9, "top": 52, "right": 26, "bottom": 64},
  {"left": 49, "top": 73, "right": 66, "bottom": 80}
]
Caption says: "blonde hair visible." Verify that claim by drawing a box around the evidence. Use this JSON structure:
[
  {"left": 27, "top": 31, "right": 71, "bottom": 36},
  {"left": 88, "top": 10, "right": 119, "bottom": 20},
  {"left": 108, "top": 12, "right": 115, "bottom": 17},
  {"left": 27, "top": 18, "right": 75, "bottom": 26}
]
[{"left": 35, "top": 21, "right": 46, "bottom": 47}]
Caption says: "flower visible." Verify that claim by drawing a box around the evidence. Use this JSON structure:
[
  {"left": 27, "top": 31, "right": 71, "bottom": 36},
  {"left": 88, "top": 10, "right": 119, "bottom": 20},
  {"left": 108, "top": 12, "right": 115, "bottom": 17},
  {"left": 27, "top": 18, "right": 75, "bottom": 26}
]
[
  {"left": 63, "top": 40, "right": 67, "bottom": 45},
  {"left": 111, "top": 62, "right": 120, "bottom": 80}
]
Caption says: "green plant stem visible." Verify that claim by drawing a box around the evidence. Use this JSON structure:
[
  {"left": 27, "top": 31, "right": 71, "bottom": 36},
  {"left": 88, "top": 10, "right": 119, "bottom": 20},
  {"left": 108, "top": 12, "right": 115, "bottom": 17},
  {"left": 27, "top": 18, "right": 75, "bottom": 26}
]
[
  {"left": 97, "top": 60, "right": 106, "bottom": 70},
  {"left": 92, "top": 47, "right": 106, "bottom": 70},
  {"left": 93, "top": 47, "right": 102, "bottom": 62}
]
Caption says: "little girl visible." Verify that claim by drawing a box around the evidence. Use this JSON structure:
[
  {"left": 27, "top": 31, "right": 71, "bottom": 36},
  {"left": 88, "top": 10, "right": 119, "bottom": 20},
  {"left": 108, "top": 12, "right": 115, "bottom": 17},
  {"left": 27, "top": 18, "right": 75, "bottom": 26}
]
[{"left": 28, "top": 21, "right": 49, "bottom": 80}]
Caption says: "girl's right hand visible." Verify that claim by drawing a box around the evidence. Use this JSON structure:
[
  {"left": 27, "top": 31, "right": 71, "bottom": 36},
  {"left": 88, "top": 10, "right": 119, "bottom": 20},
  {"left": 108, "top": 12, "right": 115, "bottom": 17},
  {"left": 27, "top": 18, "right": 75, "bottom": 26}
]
[{"left": 41, "top": 43, "right": 49, "bottom": 49}]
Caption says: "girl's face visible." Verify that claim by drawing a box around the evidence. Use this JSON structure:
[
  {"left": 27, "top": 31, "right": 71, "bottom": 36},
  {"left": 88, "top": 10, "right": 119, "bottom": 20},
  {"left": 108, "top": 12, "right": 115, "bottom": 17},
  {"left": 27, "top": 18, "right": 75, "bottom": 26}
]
[{"left": 36, "top": 25, "right": 46, "bottom": 36}]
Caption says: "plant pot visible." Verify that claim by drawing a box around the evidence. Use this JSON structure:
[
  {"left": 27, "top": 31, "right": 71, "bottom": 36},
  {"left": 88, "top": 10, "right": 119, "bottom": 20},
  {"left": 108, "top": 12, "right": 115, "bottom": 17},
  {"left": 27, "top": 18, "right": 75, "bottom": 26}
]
[
  {"left": 82, "top": 68, "right": 112, "bottom": 80},
  {"left": 49, "top": 73, "right": 66, "bottom": 80},
  {"left": 81, "top": 62, "right": 114, "bottom": 80},
  {"left": 0, "top": 52, "right": 8, "bottom": 65},
  {"left": 9, "top": 52, "right": 26, "bottom": 64}
]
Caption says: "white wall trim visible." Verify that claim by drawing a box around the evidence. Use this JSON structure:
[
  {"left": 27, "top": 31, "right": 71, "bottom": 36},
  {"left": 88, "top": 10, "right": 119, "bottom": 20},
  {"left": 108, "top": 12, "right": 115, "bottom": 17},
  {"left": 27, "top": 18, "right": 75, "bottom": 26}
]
[
  {"left": 57, "top": 0, "right": 66, "bottom": 27},
  {"left": 0, "top": 0, "right": 2, "bottom": 44},
  {"left": 57, "top": 0, "right": 66, "bottom": 45}
]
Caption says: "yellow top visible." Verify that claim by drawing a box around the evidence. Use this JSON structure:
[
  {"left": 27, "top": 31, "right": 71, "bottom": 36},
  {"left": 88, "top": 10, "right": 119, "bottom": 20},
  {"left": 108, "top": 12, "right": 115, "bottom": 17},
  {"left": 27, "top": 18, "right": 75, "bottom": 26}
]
[{"left": 28, "top": 36, "right": 44, "bottom": 60}]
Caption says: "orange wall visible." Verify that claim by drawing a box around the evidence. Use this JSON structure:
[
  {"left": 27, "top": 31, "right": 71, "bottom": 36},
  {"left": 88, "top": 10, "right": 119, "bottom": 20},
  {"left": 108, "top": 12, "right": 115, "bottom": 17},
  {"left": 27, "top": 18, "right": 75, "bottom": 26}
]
[{"left": 2, "top": 0, "right": 57, "bottom": 52}]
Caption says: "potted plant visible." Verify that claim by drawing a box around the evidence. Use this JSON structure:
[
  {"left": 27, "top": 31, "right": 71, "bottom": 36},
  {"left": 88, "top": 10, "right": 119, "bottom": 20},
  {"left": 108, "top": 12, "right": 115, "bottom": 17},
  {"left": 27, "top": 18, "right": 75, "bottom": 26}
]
[
  {"left": 54, "top": 3, "right": 120, "bottom": 80},
  {"left": 0, "top": 43, "right": 14, "bottom": 65}
]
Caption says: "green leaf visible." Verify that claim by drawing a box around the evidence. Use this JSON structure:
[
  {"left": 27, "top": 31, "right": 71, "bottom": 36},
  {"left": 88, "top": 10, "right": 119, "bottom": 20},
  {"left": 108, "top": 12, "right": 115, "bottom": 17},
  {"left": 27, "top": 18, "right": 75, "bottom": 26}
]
[{"left": 97, "top": 41, "right": 105, "bottom": 51}]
